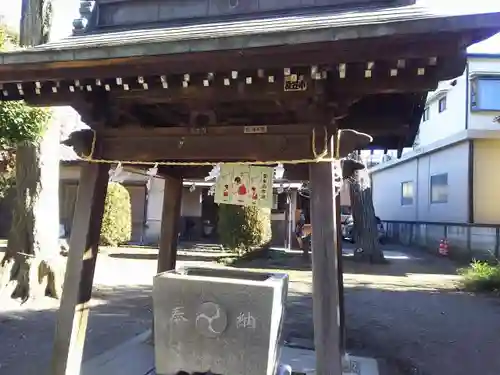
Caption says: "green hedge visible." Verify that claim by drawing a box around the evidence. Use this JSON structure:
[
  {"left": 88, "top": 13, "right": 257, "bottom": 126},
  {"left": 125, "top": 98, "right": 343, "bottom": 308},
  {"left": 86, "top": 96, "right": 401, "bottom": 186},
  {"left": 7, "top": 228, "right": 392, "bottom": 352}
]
[
  {"left": 100, "top": 182, "right": 132, "bottom": 246},
  {"left": 218, "top": 204, "right": 271, "bottom": 254},
  {"left": 459, "top": 261, "right": 500, "bottom": 293}
]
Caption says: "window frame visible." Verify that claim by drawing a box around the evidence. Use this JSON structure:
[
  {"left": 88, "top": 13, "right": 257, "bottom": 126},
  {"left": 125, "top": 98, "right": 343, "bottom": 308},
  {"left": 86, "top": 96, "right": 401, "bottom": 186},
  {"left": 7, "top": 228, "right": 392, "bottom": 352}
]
[
  {"left": 400, "top": 181, "right": 414, "bottom": 206},
  {"left": 470, "top": 77, "right": 500, "bottom": 112},
  {"left": 422, "top": 107, "right": 430, "bottom": 122},
  {"left": 430, "top": 173, "right": 448, "bottom": 204},
  {"left": 438, "top": 96, "right": 447, "bottom": 113},
  {"left": 272, "top": 193, "right": 278, "bottom": 210}
]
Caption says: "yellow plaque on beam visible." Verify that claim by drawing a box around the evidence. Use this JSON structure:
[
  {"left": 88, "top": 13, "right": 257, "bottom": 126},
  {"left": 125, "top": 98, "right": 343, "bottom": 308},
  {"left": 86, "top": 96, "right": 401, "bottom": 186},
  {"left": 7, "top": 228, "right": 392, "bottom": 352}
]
[
  {"left": 244, "top": 126, "right": 268, "bottom": 134},
  {"left": 284, "top": 75, "right": 307, "bottom": 92}
]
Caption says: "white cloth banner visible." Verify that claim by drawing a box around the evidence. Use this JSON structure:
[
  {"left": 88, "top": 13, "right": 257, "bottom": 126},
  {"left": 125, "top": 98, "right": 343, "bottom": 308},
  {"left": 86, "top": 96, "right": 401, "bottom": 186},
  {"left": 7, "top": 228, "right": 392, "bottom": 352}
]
[{"left": 214, "top": 164, "right": 274, "bottom": 209}]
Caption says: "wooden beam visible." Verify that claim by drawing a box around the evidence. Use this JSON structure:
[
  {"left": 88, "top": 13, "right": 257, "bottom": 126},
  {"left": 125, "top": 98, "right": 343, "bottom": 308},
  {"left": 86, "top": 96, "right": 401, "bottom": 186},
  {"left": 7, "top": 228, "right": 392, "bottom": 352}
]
[
  {"left": 21, "top": 62, "right": 441, "bottom": 107},
  {"left": 157, "top": 175, "right": 183, "bottom": 273},
  {"left": 62, "top": 123, "right": 394, "bottom": 165},
  {"left": 107, "top": 130, "right": 379, "bottom": 161},
  {"left": 51, "top": 162, "right": 110, "bottom": 375},
  {"left": 101, "top": 124, "right": 318, "bottom": 138},
  {"left": 167, "top": 164, "right": 311, "bottom": 181},
  {"left": 15, "top": 55, "right": 463, "bottom": 107},
  {"left": 22, "top": 75, "right": 314, "bottom": 106},
  {"left": 309, "top": 138, "right": 343, "bottom": 374},
  {"left": 105, "top": 134, "right": 315, "bottom": 163}
]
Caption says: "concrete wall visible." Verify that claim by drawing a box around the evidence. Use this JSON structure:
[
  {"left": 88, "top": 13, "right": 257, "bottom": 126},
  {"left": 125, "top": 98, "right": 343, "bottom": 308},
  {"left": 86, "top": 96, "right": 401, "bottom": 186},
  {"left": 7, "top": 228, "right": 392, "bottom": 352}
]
[
  {"left": 141, "top": 181, "right": 204, "bottom": 244},
  {"left": 181, "top": 187, "right": 202, "bottom": 217},
  {"left": 383, "top": 221, "right": 499, "bottom": 261},
  {"left": 372, "top": 141, "right": 470, "bottom": 223},
  {"left": 144, "top": 177, "right": 165, "bottom": 245},
  {"left": 59, "top": 165, "right": 197, "bottom": 244},
  {"left": 371, "top": 158, "right": 418, "bottom": 221},
  {"left": 60, "top": 164, "right": 151, "bottom": 242}
]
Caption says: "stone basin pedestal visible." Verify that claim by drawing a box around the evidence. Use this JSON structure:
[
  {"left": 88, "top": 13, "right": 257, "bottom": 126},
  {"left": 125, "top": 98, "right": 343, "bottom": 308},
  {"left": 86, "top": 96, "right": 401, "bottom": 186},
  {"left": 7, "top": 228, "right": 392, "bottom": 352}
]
[{"left": 153, "top": 267, "right": 289, "bottom": 375}]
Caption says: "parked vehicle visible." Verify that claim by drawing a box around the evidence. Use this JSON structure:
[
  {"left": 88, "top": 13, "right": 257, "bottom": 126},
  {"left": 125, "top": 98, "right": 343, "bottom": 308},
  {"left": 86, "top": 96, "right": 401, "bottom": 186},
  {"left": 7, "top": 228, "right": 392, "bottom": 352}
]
[
  {"left": 340, "top": 205, "right": 351, "bottom": 226},
  {"left": 341, "top": 215, "right": 386, "bottom": 244}
]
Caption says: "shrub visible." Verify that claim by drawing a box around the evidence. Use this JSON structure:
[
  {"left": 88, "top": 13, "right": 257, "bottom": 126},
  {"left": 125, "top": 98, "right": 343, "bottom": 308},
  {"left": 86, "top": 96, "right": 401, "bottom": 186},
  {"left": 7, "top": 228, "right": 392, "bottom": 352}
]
[
  {"left": 100, "top": 182, "right": 132, "bottom": 246},
  {"left": 459, "top": 260, "right": 500, "bottom": 293},
  {"left": 217, "top": 204, "right": 271, "bottom": 254}
]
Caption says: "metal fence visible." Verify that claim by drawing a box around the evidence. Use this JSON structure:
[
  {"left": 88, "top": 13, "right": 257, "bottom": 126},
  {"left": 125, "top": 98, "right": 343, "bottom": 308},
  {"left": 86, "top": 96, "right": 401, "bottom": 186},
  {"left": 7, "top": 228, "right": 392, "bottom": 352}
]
[{"left": 381, "top": 220, "right": 500, "bottom": 261}]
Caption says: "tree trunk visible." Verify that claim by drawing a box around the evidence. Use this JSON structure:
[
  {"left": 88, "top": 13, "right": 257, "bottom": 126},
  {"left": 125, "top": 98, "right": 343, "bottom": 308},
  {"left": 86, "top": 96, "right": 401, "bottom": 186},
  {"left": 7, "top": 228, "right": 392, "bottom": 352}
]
[
  {"left": 0, "top": 121, "right": 62, "bottom": 301},
  {"left": 348, "top": 168, "right": 385, "bottom": 264},
  {"left": 0, "top": 0, "right": 59, "bottom": 302},
  {"left": 20, "top": 0, "right": 52, "bottom": 46}
]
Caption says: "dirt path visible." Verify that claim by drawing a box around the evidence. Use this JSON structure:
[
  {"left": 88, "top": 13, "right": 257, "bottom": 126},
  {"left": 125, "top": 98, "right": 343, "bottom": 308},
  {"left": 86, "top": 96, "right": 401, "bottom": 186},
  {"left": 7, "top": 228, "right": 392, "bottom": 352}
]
[
  {"left": 2, "top": 244, "right": 500, "bottom": 375},
  {"left": 0, "top": 245, "right": 224, "bottom": 375},
  {"left": 343, "top": 248, "right": 500, "bottom": 375},
  {"left": 231, "top": 245, "right": 500, "bottom": 375}
]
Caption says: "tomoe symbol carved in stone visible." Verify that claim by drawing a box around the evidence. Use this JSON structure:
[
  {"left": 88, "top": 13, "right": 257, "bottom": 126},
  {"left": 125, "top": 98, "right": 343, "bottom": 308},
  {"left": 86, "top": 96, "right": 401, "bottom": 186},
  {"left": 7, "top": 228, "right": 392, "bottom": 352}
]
[{"left": 195, "top": 302, "right": 228, "bottom": 338}]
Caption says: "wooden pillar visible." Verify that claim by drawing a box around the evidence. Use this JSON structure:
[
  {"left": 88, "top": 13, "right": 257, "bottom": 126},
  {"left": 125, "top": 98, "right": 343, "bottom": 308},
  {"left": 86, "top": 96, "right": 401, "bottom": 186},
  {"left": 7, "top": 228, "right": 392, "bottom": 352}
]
[
  {"left": 158, "top": 175, "right": 183, "bottom": 273},
  {"left": 309, "top": 136, "right": 343, "bottom": 374},
  {"left": 290, "top": 190, "right": 298, "bottom": 249},
  {"left": 284, "top": 192, "right": 291, "bottom": 249},
  {"left": 50, "top": 163, "right": 110, "bottom": 375},
  {"left": 335, "top": 192, "right": 346, "bottom": 353}
]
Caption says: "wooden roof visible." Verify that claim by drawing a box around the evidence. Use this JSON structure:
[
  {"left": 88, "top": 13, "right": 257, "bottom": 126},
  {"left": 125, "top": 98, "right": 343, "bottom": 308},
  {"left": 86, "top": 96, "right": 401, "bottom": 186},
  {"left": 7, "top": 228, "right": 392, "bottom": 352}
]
[
  {"left": 0, "top": 5, "right": 498, "bottom": 68},
  {"left": 0, "top": 4, "right": 498, "bottom": 163}
]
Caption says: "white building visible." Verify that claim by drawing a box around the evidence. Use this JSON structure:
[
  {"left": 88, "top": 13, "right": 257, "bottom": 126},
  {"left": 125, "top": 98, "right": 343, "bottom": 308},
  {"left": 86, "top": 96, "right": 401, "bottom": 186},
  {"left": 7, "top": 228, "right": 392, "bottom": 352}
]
[
  {"left": 369, "top": 53, "right": 500, "bottom": 257},
  {"left": 371, "top": 52, "right": 500, "bottom": 224}
]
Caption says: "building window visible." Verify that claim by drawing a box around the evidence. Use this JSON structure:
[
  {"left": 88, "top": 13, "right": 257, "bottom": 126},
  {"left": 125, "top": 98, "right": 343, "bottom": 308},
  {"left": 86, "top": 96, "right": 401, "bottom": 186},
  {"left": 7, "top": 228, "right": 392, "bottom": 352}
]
[
  {"left": 400, "top": 181, "right": 414, "bottom": 206},
  {"left": 471, "top": 78, "right": 500, "bottom": 111},
  {"left": 430, "top": 173, "right": 448, "bottom": 204},
  {"left": 272, "top": 193, "right": 288, "bottom": 211},
  {"left": 422, "top": 107, "right": 430, "bottom": 122},
  {"left": 272, "top": 193, "right": 278, "bottom": 210},
  {"left": 438, "top": 96, "right": 447, "bottom": 112}
]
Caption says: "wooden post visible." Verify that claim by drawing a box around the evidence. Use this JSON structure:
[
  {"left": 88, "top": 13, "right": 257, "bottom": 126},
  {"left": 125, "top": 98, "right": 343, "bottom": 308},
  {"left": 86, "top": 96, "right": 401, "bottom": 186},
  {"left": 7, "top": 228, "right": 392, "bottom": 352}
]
[
  {"left": 284, "top": 192, "right": 291, "bottom": 249},
  {"left": 309, "top": 137, "right": 343, "bottom": 374},
  {"left": 158, "top": 175, "right": 183, "bottom": 273},
  {"left": 50, "top": 163, "right": 110, "bottom": 375},
  {"left": 290, "top": 190, "right": 298, "bottom": 249},
  {"left": 335, "top": 193, "right": 346, "bottom": 353}
]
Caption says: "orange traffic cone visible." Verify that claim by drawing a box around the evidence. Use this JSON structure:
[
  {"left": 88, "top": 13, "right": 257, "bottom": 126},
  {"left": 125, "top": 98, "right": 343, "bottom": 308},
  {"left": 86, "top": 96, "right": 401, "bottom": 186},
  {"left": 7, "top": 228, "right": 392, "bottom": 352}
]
[{"left": 438, "top": 238, "right": 449, "bottom": 256}]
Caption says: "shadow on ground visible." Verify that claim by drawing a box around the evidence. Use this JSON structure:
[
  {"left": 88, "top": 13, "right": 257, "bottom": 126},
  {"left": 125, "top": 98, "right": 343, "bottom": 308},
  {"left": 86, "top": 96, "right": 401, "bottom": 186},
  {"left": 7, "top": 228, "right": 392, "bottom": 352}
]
[
  {"left": 228, "top": 245, "right": 500, "bottom": 375},
  {"left": 229, "top": 249, "right": 312, "bottom": 271},
  {"left": 2, "top": 242, "right": 493, "bottom": 375},
  {"left": 229, "top": 245, "right": 459, "bottom": 277},
  {"left": 108, "top": 252, "right": 219, "bottom": 263},
  {"left": 284, "top": 285, "right": 500, "bottom": 375},
  {"left": 0, "top": 285, "right": 152, "bottom": 375}
]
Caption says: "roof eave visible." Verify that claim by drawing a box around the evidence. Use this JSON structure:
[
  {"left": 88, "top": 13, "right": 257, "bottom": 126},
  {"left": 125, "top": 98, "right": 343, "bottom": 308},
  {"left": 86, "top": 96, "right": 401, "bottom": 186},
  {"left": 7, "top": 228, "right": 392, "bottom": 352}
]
[{"left": 0, "top": 10, "right": 499, "bottom": 68}]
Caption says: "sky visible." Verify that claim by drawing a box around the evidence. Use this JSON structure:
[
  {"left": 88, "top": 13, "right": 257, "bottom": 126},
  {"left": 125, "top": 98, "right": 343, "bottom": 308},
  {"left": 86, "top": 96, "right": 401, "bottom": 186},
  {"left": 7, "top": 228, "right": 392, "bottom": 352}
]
[{"left": 1, "top": 0, "right": 500, "bottom": 51}]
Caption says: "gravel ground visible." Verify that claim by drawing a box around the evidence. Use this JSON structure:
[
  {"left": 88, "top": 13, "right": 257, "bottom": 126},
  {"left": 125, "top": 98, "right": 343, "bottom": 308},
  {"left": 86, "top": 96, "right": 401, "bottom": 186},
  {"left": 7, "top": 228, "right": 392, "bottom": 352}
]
[
  {"left": 0, "top": 245, "right": 225, "bottom": 375},
  {"left": 232, "top": 245, "right": 500, "bottom": 375},
  {"left": 2, "top": 244, "right": 500, "bottom": 375}
]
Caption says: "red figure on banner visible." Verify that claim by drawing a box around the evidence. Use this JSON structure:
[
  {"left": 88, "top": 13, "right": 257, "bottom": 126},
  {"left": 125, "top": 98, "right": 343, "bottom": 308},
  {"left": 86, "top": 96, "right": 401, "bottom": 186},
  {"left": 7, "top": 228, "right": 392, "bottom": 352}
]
[
  {"left": 251, "top": 187, "right": 258, "bottom": 201},
  {"left": 234, "top": 177, "right": 247, "bottom": 196}
]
